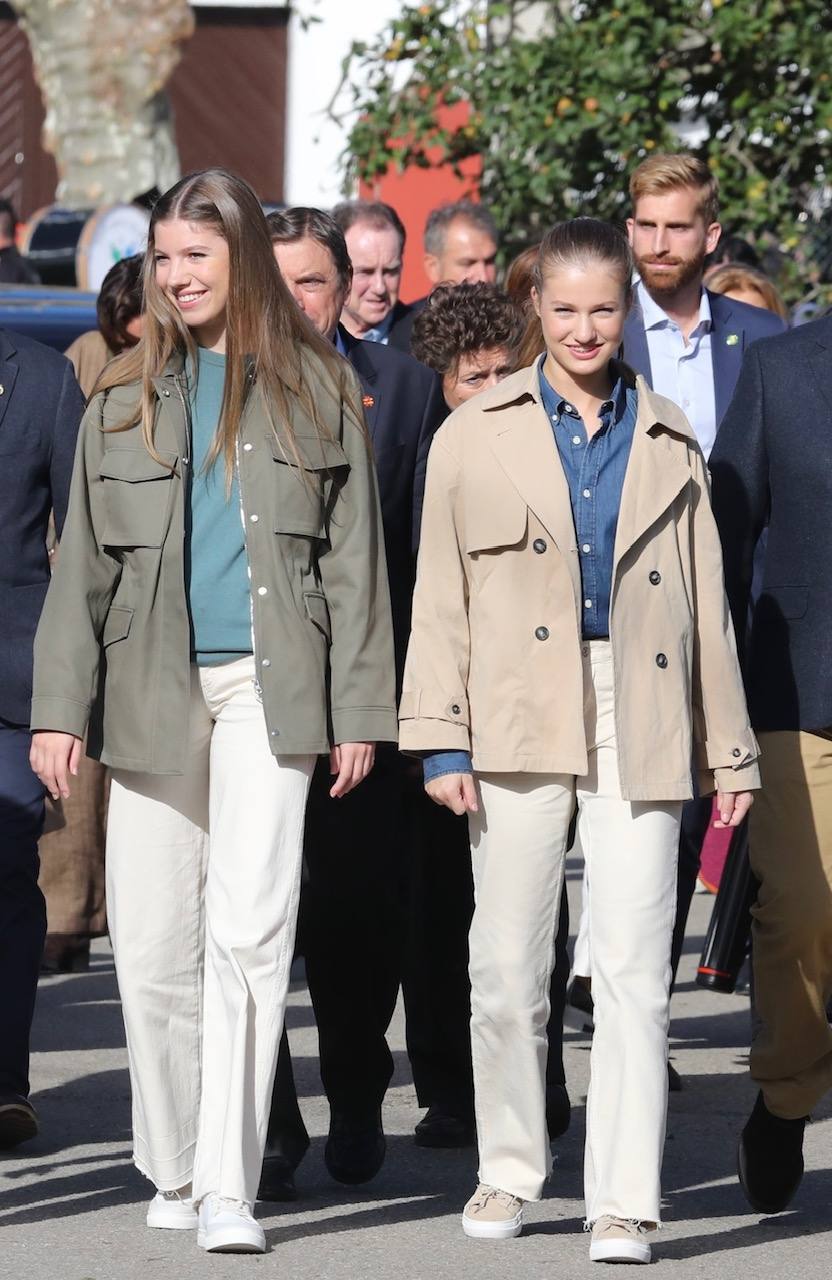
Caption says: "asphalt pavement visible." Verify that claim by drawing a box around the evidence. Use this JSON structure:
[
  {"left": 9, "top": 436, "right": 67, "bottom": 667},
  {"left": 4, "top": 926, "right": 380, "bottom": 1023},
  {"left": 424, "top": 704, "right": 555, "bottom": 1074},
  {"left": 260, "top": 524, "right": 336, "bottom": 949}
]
[{"left": 2, "top": 852, "right": 830, "bottom": 1279}]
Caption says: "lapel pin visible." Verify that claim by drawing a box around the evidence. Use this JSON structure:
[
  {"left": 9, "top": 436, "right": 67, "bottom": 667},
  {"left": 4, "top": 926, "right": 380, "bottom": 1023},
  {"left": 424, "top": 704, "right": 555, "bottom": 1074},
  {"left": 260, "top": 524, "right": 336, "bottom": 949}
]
[
  {"left": 725, "top": 333, "right": 739, "bottom": 346},
  {"left": 362, "top": 394, "right": 375, "bottom": 408}
]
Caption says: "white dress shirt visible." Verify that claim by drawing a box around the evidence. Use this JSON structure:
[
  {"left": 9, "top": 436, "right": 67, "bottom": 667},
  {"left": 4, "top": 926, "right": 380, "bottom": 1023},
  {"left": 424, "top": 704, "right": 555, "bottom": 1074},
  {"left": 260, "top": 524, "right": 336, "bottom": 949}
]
[{"left": 637, "top": 280, "right": 717, "bottom": 459}]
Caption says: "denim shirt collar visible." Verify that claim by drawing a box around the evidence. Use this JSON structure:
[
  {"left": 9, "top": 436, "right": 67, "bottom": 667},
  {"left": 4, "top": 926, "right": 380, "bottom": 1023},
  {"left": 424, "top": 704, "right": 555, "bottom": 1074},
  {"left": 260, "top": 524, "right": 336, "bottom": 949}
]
[{"left": 537, "top": 355, "right": 629, "bottom": 430}]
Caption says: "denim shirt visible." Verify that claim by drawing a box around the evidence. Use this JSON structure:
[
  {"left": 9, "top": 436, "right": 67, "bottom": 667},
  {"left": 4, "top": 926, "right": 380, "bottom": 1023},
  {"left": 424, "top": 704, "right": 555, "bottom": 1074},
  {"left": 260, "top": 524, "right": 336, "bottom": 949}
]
[{"left": 423, "top": 361, "right": 638, "bottom": 785}]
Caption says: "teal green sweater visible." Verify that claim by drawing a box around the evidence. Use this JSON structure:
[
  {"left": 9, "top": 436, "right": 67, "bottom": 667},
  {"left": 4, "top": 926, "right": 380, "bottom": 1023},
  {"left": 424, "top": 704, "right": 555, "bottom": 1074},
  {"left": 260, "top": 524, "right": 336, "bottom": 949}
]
[{"left": 184, "top": 348, "right": 252, "bottom": 666}]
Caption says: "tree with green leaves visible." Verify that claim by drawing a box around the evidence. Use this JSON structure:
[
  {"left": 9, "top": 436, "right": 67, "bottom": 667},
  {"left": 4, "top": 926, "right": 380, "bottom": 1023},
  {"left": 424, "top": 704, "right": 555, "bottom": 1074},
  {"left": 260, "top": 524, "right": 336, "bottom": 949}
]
[{"left": 336, "top": 0, "right": 832, "bottom": 302}]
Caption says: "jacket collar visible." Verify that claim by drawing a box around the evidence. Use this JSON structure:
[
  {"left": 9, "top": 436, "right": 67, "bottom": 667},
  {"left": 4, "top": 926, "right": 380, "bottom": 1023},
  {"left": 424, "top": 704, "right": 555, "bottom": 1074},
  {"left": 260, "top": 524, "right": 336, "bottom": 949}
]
[
  {"left": 478, "top": 359, "right": 697, "bottom": 598},
  {"left": 0, "top": 328, "right": 19, "bottom": 433}
]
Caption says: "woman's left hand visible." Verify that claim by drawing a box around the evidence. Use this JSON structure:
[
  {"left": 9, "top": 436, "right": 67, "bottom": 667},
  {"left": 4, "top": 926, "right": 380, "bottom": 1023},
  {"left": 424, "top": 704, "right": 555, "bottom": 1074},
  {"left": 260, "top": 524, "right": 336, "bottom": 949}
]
[
  {"left": 714, "top": 790, "right": 754, "bottom": 829},
  {"left": 329, "top": 742, "right": 376, "bottom": 798}
]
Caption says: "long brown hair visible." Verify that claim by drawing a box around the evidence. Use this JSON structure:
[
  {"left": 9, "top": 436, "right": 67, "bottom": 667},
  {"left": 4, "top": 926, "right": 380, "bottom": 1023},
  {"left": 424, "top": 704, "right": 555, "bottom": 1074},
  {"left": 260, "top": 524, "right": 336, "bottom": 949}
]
[{"left": 97, "top": 168, "right": 360, "bottom": 477}]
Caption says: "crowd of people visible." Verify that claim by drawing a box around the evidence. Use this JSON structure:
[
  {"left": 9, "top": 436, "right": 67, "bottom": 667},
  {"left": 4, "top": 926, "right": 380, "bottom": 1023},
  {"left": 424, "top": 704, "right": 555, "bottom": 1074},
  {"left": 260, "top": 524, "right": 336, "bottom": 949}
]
[{"left": 0, "top": 151, "right": 830, "bottom": 1264}]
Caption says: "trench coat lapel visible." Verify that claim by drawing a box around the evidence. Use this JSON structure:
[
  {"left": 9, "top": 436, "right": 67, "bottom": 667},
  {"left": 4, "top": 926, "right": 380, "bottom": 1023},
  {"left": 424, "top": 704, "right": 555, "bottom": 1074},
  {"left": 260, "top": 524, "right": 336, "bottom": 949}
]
[
  {"left": 486, "top": 367, "right": 581, "bottom": 603},
  {"left": 613, "top": 377, "right": 695, "bottom": 576}
]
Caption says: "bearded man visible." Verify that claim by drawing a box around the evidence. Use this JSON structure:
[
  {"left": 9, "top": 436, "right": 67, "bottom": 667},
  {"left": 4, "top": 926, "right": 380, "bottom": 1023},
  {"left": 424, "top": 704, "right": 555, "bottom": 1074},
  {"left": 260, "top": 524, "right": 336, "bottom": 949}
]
[{"left": 624, "top": 153, "right": 783, "bottom": 460}]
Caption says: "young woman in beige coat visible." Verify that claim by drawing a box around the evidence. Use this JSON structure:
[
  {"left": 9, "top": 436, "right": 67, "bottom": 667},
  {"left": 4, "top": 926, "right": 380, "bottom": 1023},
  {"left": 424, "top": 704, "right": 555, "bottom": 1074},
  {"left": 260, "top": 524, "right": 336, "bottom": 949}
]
[{"left": 399, "top": 219, "right": 758, "bottom": 1264}]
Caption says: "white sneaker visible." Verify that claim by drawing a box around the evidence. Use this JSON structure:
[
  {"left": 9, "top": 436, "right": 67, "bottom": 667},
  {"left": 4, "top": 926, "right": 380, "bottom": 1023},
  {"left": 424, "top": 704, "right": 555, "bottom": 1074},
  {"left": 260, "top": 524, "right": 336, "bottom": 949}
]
[
  {"left": 589, "top": 1216, "right": 652, "bottom": 1264},
  {"left": 146, "top": 1186, "right": 198, "bottom": 1230},
  {"left": 197, "top": 1193, "right": 266, "bottom": 1254},
  {"left": 462, "top": 1183, "right": 524, "bottom": 1239}
]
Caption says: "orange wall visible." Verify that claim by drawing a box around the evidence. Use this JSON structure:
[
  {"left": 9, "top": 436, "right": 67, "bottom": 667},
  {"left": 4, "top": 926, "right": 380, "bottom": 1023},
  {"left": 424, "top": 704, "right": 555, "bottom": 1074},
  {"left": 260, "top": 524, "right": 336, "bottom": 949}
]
[{"left": 358, "top": 101, "right": 481, "bottom": 303}]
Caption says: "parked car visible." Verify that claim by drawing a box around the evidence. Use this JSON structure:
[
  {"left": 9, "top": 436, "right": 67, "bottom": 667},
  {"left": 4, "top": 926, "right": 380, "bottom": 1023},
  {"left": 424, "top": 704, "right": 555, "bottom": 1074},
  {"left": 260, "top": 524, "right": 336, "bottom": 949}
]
[{"left": 0, "top": 284, "right": 98, "bottom": 351}]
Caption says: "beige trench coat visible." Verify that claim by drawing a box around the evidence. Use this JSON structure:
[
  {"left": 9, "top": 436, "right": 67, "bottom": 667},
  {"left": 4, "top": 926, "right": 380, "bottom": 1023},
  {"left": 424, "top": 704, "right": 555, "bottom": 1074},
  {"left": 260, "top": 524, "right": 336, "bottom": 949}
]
[{"left": 399, "top": 362, "right": 760, "bottom": 801}]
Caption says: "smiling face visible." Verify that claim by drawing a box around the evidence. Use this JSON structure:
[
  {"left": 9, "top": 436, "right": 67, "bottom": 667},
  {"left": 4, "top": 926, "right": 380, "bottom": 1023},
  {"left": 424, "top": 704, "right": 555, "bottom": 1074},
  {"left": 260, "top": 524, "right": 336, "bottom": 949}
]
[
  {"left": 153, "top": 218, "right": 230, "bottom": 351},
  {"left": 273, "top": 236, "right": 348, "bottom": 340},
  {"left": 443, "top": 345, "right": 517, "bottom": 409},
  {"left": 532, "top": 261, "right": 628, "bottom": 382},
  {"left": 627, "top": 186, "right": 721, "bottom": 299},
  {"left": 342, "top": 222, "right": 402, "bottom": 335}
]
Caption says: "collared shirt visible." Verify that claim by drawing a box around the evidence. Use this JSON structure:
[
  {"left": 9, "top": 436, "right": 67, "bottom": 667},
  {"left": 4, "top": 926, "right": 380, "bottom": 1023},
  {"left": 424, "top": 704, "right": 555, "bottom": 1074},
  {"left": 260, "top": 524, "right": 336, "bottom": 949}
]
[
  {"left": 362, "top": 309, "right": 395, "bottom": 345},
  {"left": 637, "top": 279, "right": 716, "bottom": 458},
  {"left": 538, "top": 357, "right": 638, "bottom": 641}
]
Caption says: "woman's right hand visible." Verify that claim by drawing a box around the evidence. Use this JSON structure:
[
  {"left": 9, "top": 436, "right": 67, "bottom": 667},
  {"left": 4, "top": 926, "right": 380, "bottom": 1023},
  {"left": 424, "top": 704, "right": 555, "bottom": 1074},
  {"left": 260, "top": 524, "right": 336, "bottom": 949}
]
[
  {"left": 30, "top": 732, "right": 83, "bottom": 801},
  {"left": 425, "top": 772, "right": 478, "bottom": 816}
]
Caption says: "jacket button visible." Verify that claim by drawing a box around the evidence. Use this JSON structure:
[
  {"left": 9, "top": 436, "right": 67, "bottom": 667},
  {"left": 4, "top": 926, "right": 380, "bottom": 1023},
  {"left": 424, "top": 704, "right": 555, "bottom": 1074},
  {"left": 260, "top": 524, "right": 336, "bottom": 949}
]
[
  {"left": 162, "top": 389, "right": 170, "bottom": 397},
  {"left": 533, "top": 538, "right": 547, "bottom": 554},
  {"left": 535, "top": 626, "right": 550, "bottom": 641},
  {"left": 732, "top": 747, "right": 742, "bottom": 757},
  {"left": 655, "top": 652, "right": 668, "bottom": 669},
  {"left": 243, "top": 442, "right": 253, "bottom": 452},
  {"left": 262, "top": 659, "right": 271, "bottom": 668},
  {"left": 271, "top": 728, "right": 279, "bottom": 736},
  {"left": 649, "top": 570, "right": 661, "bottom": 585},
  {"left": 451, "top": 704, "right": 461, "bottom": 715}
]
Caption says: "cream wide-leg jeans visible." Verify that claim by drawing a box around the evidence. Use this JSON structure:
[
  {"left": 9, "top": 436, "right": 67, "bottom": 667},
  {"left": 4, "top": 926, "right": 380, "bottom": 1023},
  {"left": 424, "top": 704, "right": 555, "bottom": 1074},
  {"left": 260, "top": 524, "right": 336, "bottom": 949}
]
[
  {"left": 105, "top": 657, "right": 314, "bottom": 1204},
  {"left": 467, "top": 641, "right": 681, "bottom": 1223}
]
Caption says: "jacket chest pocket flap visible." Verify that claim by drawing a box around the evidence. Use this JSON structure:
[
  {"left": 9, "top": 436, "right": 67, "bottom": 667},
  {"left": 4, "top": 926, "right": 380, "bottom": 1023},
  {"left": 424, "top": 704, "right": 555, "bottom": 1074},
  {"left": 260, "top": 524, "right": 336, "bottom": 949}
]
[
  {"left": 270, "top": 432, "right": 350, "bottom": 538},
  {"left": 99, "top": 448, "right": 178, "bottom": 548},
  {"left": 464, "top": 491, "right": 528, "bottom": 555}
]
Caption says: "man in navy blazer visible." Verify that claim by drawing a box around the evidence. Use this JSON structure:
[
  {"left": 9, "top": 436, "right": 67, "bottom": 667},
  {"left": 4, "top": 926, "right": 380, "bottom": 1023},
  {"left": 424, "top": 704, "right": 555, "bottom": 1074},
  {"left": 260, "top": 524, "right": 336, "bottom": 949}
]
[
  {"left": 0, "top": 328, "right": 84, "bottom": 1146},
  {"left": 620, "top": 156, "right": 785, "bottom": 1066},
  {"left": 710, "top": 317, "right": 832, "bottom": 1214},
  {"left": 267, "top": 208, "right": 446, "bottom": 1194}
]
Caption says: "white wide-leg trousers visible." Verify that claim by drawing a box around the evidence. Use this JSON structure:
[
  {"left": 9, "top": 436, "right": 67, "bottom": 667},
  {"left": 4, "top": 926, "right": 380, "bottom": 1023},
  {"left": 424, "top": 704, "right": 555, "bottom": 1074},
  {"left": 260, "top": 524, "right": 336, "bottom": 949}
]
[
  {"left": 467, "top": 641, "right": 681, "bottom": 1223},
  {"left": 105, "top": 657, "right": 314, "bottom": 1204}
]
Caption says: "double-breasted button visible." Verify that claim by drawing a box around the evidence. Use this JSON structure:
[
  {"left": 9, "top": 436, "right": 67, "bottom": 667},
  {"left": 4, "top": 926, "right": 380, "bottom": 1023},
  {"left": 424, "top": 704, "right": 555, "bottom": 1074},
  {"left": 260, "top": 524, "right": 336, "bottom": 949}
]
[
  {"left": 732, "top": 747, "right": 742, "bottom": 758},
  {"left": 655, "top": 652, "right": 668, "bottom": 669},
  {"left": 451, "top": 704, "right": 461, "bottom": 715},
  {"left": 649, "top": 570, "right": 661, "bottom": 585},
  {"left": 535, "top": 626, "right": 550, "bottom": 641},
  {"left": 533, "top": 538, "right": 547, "bottom": 554}
]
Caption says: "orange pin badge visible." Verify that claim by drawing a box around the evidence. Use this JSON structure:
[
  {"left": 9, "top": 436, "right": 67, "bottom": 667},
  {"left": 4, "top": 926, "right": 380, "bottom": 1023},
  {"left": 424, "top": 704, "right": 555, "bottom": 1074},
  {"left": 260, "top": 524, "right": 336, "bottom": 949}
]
[{"left": 362, "top": 394, "right": 375, "bottom": 408}]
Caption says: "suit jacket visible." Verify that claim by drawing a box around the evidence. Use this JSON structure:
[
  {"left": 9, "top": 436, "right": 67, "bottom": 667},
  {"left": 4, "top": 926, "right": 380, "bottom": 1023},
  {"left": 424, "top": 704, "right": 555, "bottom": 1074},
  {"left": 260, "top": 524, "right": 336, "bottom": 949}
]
[
  {"left": 387, "top": 297, "right": 427, "bottom": 356},
  {"left": 339, "top": 326, "right": 446, "bottom": 681},
  {"left": 0, "top": 327, "right": 85, "bottom": 724},
  {"left": 709, "top": 318, "right": 832, "bottom": 734},
  {"left": 623, "top": 288, "right": 785, "bottom": 429}
]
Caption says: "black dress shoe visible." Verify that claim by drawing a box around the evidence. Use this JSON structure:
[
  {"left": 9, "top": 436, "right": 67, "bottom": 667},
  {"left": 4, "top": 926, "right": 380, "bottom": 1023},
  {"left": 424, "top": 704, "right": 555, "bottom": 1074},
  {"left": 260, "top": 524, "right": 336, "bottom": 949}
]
[
  {"left": 738, "top": 1090, "right": 808, "bottom": 1214},
  {"left": 564, "top": 976, "right": 594, "bottom": 1032},
  {"left": 258, "top": 1127, "right": 309, "bottom": 1202},
  {"left": 414, "top": 1105, "right": 476, "bottom": 1149},
  {"left": 0, "top": 1094, "right": 38, "bottom": 1149},
  {"left": 325, "top": 1108, "right": 385, "bottom": 1185},
  {"left": 546, "top": 1084, "right": 572, "bottom": 1140}
]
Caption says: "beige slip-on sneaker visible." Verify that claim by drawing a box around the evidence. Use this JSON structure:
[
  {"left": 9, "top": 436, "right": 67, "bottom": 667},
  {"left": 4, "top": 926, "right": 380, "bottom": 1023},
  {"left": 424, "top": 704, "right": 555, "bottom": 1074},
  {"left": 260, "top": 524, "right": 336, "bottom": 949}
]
[
  {"left": 589, "top": 1215, "right": 652, "bottom": 1264},
  {"left": 462, "top": 1183, "right": 524, "bottom": 1240}
]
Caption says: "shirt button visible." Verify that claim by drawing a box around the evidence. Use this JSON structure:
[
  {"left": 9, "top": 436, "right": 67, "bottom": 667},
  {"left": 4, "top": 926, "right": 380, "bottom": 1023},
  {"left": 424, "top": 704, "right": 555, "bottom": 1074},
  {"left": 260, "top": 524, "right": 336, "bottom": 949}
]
[
  {"left": 572, "top": 434, "right": 582, "bottom": 445},
  {"left": 583, "top": 489, "right": 591, "bottom": 499},
  {"left": 565, "top": 403, "right": 576, "bottom": 414},
  {"left": 250, "top": 513, "right": 259, "bottom": 523},
  {"left": 257, "top": 586, "right": 268, "bottom": 596},
  {"left": 535, "top": 626, "right": 550, "bottom": 641},
  {"left": 533, "top": 538, "right": 547, "bottom": 554},
  {"left": 262, "top": 659, "right": 271, "bottom": 668},
  {"left": 732, "top": 747, "right": 742, "bottom": 758},
  {"left": 656, "top": 652, "right": 668, "bottom": 669},
  {"left": 584, "top": 599, "right": 592, "bottom": 609},
  {"left": 582, "top": 543, "right": 591, "bottom": 554},
  {"left": 649, "top": 570, "right": 661, "bottom": 585},
  {"left": 243, "top": 442, "right": 253, "bottom": 452}
]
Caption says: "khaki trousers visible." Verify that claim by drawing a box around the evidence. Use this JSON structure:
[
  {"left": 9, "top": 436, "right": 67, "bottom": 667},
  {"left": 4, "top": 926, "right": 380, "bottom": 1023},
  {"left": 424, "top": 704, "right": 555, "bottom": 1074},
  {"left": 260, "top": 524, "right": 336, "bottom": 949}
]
[
  {"left": 106, "top": 658, "right": 314, "bottom": 1203},
  {"left": 749, "top": 729, "right": 832, "bottom": 1118},
  {"left": 467, "top": 642, "right": 681, "bottom": 1222}
]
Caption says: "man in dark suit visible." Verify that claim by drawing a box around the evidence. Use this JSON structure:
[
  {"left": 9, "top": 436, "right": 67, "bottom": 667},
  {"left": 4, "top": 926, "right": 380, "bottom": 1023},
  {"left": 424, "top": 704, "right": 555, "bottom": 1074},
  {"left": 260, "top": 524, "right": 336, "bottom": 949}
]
[
  {"left": 618, "top": 155, "right": 785, "bottom": 1052},
  {"left": 266, "top": 209, "right": 447, "bottom": 1194},
  {"left": 709, "top": 318, "right": 832, "bottom": 1215},
  {"left": 0, "top": 327, "right": 84, "bottom": 1146}
]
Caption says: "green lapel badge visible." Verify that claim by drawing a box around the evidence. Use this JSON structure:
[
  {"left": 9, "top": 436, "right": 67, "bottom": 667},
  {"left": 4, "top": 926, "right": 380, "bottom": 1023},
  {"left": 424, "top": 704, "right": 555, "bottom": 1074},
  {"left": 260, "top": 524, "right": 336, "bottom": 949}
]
[{"left": 726, "top": 333, "right": 739, "bottom": 346}]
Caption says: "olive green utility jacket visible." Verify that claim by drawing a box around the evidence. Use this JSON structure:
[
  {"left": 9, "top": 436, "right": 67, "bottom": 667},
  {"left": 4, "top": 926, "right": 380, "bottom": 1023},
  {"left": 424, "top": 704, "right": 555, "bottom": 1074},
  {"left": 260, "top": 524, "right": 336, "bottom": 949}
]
[{"left": 31, "top": 352, "right": 398, "bottom": 772}]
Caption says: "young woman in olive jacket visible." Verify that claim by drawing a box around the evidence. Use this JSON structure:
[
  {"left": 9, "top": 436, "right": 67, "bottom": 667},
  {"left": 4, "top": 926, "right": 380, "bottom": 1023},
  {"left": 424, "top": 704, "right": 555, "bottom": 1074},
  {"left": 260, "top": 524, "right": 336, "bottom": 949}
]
[
  {"left": 30, "top": 169, "right": 397, "bottom": 1254},
  {"left": 400, "top": 220, "right": 758, "bottom": 1264}
]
